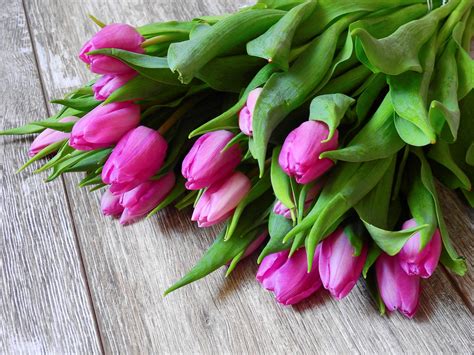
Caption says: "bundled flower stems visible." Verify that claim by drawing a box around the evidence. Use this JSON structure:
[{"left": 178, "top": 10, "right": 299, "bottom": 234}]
[{"left": 2, "top": 0, "right": 473, "bottom": 318}]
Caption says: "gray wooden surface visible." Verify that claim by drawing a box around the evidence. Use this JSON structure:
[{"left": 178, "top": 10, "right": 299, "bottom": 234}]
[{"left": 1, "top": 0, "right": 473, "bottom": 353}]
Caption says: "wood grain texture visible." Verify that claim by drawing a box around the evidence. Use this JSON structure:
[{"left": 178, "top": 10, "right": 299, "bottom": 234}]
[
  {"left": 15, "top": 0, "right": 474, "bottom": 353},
  {"left": 0, "top": 1, "right": 101, "bottom": 353}
]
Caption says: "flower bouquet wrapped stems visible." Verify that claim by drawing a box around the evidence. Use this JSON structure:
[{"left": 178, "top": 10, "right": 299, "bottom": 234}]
[{"left": 2, "top": 0, "right": 473, "bottom": 318}]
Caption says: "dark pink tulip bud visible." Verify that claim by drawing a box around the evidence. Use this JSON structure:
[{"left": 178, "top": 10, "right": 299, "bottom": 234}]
[
  {"left": 79, "top": 24, "right": 144, "bottom": 75},
  {"left": 376, "top": 253, "right": 421, "bottom": 319},
  {"left": 238, "top": 88, "right": 262, "bottom": 136},
  {"left": 102, "top": 126, "right": 168, "bottom": 194},
  {"left": 398, "top": 219, "right": 442, "bottom": 278},
  {"left": 119, "top": 172, "right": 175, "bottom": 225},
  {"left": 93, "top": 72, "right": 137, "bottom": 101},
  {"left": 256, "top": 247, "right": 322, "bottom": 306},
  {"left": 273, "top": 183, "right": 321, "bottom": 219},
  {"left": 28, "top": 116, "right": 79, "bottom": 157},
  {"left": 182, "top": 130, "right": 242, "bottom": 190},
  {"left": 192, "top": 172, "right": 251, "bottom": 227},
  {"left": 100, "top": 188, "right": 124, "bottom": 217},
  {"left": 319, "top": 228, "right": 368, "bottom": 300},
  {"left": 70, "top": 102, "right": 141, "bottom": 151},
  {"left": 279, "top": 121, "right": 338, "bottom": 184}
]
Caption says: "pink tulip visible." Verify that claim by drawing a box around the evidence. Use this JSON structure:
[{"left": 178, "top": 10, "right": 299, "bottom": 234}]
[
  {"left": 273, "top": 183, "right": 321, "bottom": 219},
  {"left": 100, "top": 188, "right": 124, "bottom": 217},
  {"left": 119, "top": 172, "right": 175, "bottom": 225},
  {"left": 93, "top": 72, "right": 137, "bottom": 101},
  {"left": 398, "top": 219, "right": 442, "bottom": 278},
  {"left": 238, "top": 88, "right": 262, "bottom": 136},
  {"left": 182, "top": 130, "right": 242, "bottom": 190},
  {"left": 192, "top": 172, "right": 251, "bottom": 227},
  {"left": 28, "top": 116, "right": 79, "bottom": 157},
  {"left": 70, "top": 102, "right": 141, "bottom": 151},
  {"left": 79, "top": 23, "right": 144, "bottom": 75},
  {"left": 376, "top": 253, "right": 420, "bottom": 318},
  {"left": 279, "top": 121, "right": 338, "bottom": 184},
  {"left": 256, "top": 247, "right": 322, "bottom": 305},
  {"left": 319, "top": 228, "right": 368, "bottom": 300},
  {"left": 102, "top": 126, "right": 168, "bottom": 194}
]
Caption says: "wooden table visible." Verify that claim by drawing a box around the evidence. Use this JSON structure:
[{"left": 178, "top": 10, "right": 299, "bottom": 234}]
[{"left": 1, "top": 0, "right": 473, "bottom": 353}]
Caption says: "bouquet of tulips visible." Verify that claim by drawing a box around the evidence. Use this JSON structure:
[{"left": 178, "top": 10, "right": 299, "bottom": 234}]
[{"left": 2, "top": 0, "right": 473, "bottom": 318}]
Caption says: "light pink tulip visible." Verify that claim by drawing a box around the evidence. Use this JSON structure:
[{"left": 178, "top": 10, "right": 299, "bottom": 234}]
[
  {"left": 93, "top": 72, "right": 137, "bottom": 101},
  {"left": 256, "top": 247, "right": 322, "bottom": 305},
  {"left": 273, "top": 183, "right": 321, "bottom": 219},
  {"left": 119, "top": 172, "right": 175, "bottom": 225},
  {"left": 79, "top": 23, "right": 144, "bottom": 75},
  {"left": 100, "top": 188, "right": 124, "bottom": 217},
  {"left": 319, "top": 228, "right": 367, "bottom": 300},
  {"left": 70, "top": 102, "right": 141, "bottom": 151},
  {"left": 102, "top": 126, "right": 168, "bottom": 194},
  {"left": 376, "top": 253, "right": 421, "bottom": 318},
  {"left": 398, "top": 219, "right": 442, "bottom": 278},
  {"left": 279, "top": 121, "right": 338, "bottom": 184},
  {"left": 182, "top": 130, "right": 242, "bottom": 190},
  {"left": 28, "top": 116, "right": 79, "bottom": 157},
  {"left": 238, "top": 88, "right": 262, "bottom": 136},
  {"left": 192, "top": 172, "right": 251, "bottom": 227}
]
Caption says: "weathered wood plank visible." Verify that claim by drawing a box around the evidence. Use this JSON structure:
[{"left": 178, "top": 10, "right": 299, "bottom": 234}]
[
  {"left": 24, "top": 0, "right": 474, "bottom": 353},
  {"left": 0, "top": 1, "right": 102, "bottom": 353}
]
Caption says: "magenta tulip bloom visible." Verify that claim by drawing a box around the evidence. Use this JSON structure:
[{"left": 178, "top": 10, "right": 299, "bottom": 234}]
[
  {"left": 376, "top": 253, "right": 421, "bottom": 318},
  {"left": 102, "top": 126, "right": 168, "bottom": 194},
  {"left": 256, "top": 247, "right": 321, "bottom": 306},
  {"left": 319, "top": 228, "right": 368, "bottom": 300},
  {"left": 93, "top": 72, "right": 137, "bottom": 101},
  {"left": 119, "top": 172, "right": 175, "bottom": 225},
  {"left": 28, "top": 116, "right": 78, "bottom": 157},
  {"left": 182, "top": 130, "right": 242, "bottom": 190},
  {"left": 398, "top": 219, "right": 442, "bottom": 278},
  {"left": 192, "top": 172, "right": 251, "bottom": 227},
  {"left": 79, "top": 23, "right": 144, "bottom": 75},
  {"left": 70, "top": 102, "right": 141, "bottom": 151},
  {"left": 100, "top": 188, "right": 124, "bottom": 217},
  {"left": 279, "top": 121, "right": 338, "bottom": 184},
  {"left": 238, "top": 88, "right": 262, "bottom": 136},
  {"left": 273, "top": 183, "right": 321, "bottom": 219}
]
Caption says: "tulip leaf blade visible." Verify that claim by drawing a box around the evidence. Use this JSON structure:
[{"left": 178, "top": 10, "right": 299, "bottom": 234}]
[
  {"left": 309, "top": 93, "right": 355, "bottom": 142},
  {"left": 16, "top": 139, "right": 67, "bottom": 173},
  {"left": 51, "top": 96, "right": 101, "bottom": 112},
  {"left": 147, "top": 182, "right": 186, "bottom": 217},
  {"left": 258, "top": 210, "right": 293, "bottom": 263},
  {"left": 32, "top": 121, "right": 76, "bottom": 133},
  {"left": 270, "top": 146, "right": 295, "bottom": 214}
]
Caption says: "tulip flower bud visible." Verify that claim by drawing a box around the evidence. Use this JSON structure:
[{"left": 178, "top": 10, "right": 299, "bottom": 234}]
[
  {"left": 279, "top": 121, "right": 338, "bottom": 184},
  {"left": 256, "top": 247, "right": 322, "bottom": 305},
  {"left": 93, "top": 72, "right": 137, "bottom": 101},
  {"left": 182, "top": 130, "right": 242, "bottom": 190},
  {"left": 100, "top": 188, "right": 124, "bottom": 217},
  {"left": 102, "top": 126, "right": 168, "bottom": 194},
  {"left": 398, "top": 219, "right": 442, "bottom": 278},
  {"left": 28, "top": 116, "right": 79, "bottom": 157},
  {"left": 79, "top": 23, "right": 144, "bottom": 75},
  {"left": 273, "top": 183, "right": 321, "bottom": 219},
  {"left": 119, "top": 172, "right": 175, "bottom": 225},
  {"left": 69, "top": 102, "right": 141, "bottom": 151},
  {"left": 319, "top": 228, "right": 368, "bottom": 300},
  {"left": 238, "top": 88, "right": 262, "bottom": 136},
  {"left": 192, "top": 172, "right": 251, "bottom": 227},
  {"left": 376, "top": 253, "right": 420, "bottom": 318}
]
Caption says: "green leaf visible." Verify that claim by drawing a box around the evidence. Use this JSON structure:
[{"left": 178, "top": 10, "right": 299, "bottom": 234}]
[
  {"left": 258, "top": 210, "right": 293, "bottom": 263},
  {"left": 344, "top": 223, "right": 365, "bottom": 257},
  {"left": 308, "top": 94, "right": 354, "bottom": 142},
  {"left": 33, "top": 120, "right": 76, "bottom": 133},
  {"left": 322, "top": 95, "right": 405, "bottom": 162},
  {"left": 318, "top": 65, "right": 372, "bottom": 96},
  {"left": 247, "top": 1, "right": 317, "bottom": 71},
  {"left": 189, "top": 63, "right": 278, "bottom": 137},
  {"left": 453, "top": 11, "right": 474, "bottom": 100},
  {"left": 270, "top": 146, "right": 295, "bottom": 216},
  {"left": 65, "top": 148, "right": 111, "bottom": 173},
  {"left": 147, "top": 181, "right": 186, "bottom": 217},
  {"left": 352, "top": 0, "right": 457, "bottom": 75},
  {"left": 355, "top": 73, "right": 387, "bottom": 122},
  {"left": 16, "top": 139, "right": 67, "bottom": 173},
  {"left": 88, "top": 48, "right": 182, "bottom": 85},
  {"left": 253, "top": 14, "right": 360, "bottom": 172},
  {"left": 51, "top": 96, "right": 101, "bottom": 112},
  {"left": 363, "top": 244, "right": 381, "bottom": 278},
  {"left": 168, "top": 9, "right": 285, "bottom": 84},
  {"left": 46, "top": 150, "right": 103, "bottom": 182},
  {"left": 138, "top": 20, "right": 195, "bottom": 37}
]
